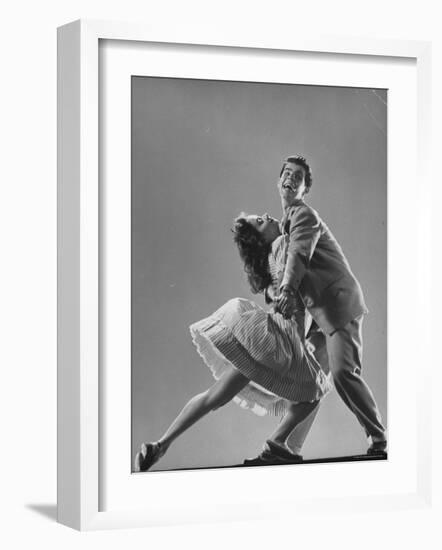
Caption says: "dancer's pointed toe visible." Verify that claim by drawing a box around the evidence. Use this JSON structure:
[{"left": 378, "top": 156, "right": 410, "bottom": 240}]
[{"left": 134, "top": 442, "right": 162, "bottom": 472}]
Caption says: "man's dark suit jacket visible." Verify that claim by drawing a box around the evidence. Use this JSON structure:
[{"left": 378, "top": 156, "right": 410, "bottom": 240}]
[{"left": 280, "top": 201, "right": 368, "bottom": 335}]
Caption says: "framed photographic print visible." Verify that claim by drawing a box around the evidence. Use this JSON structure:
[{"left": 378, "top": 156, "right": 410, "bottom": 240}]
[{"left": 57, "top": 19, "right": 432, "bottom": 530}]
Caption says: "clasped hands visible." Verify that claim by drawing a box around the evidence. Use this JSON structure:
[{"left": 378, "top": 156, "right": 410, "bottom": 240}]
[{"left": 274, "top": 286, "right": 297, "bottom": 319}]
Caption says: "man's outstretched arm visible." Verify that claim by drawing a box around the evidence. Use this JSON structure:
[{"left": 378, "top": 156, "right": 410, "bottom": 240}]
[{"left": 277, "top": 206, "right": 321, "bottom": 318}]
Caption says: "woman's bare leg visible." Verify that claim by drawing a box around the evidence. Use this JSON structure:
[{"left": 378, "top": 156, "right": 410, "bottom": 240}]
[
  {"left": 268, "top": 400, "right": 319, "bottom": 451},
  {"left": 155, "top": 366, "right": 249, "bottom": 454}
]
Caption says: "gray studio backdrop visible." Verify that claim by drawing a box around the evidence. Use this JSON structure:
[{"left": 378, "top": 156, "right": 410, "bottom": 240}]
[{"left": 131, "top": 76, "right": 387, "bottom": 471}]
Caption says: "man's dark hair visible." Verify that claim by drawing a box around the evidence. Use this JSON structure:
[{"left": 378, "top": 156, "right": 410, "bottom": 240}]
[{"left": 279, "top": 155, "right": 313, "bottom": 191}]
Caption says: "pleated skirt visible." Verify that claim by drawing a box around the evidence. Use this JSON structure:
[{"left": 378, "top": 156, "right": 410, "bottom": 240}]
[{"left": 190, "top": 297, "right": 332, "bottom": 416}]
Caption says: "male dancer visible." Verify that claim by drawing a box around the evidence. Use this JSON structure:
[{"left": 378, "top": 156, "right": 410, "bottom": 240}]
[{"left": 246, "top": 155, "right": 386, "bottom": 465}]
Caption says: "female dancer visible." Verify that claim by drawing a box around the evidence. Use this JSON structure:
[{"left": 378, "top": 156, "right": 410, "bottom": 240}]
[{"left": 134, "top": 212, "right": 332, "bottom": 471}]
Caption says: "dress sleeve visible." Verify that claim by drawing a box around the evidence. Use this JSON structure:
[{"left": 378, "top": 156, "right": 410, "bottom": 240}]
[{"left": 280, "top": 205, "right": 321, "bottom": 291}]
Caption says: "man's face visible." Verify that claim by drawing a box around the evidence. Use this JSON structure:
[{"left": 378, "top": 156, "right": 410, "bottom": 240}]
[{"left": 278, "top": 162, "right": 308, "bottom": 205}]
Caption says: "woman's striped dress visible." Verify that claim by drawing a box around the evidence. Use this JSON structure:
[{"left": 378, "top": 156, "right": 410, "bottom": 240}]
[{"left": 189, "top": 235, "right": 332, "bottom": 416}]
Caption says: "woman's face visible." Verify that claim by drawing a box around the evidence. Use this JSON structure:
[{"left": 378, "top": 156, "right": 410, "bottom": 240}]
[{"left": 246, "top": 213, "right": 281, "bottom": 244}]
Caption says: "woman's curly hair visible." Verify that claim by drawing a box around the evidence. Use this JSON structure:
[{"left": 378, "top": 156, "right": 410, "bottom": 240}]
[{"left": 232, "top": 213, "right": 272, "bottom": 294}]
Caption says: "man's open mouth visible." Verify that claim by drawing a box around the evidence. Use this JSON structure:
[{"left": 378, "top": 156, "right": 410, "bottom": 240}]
[{"left": 282, "top": 182, "right": 295, "bottom": 191}]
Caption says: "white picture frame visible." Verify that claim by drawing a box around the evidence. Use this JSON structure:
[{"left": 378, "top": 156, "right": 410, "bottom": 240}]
[{"left": 57, "top": 19, "right": 432, "bottom": 531}]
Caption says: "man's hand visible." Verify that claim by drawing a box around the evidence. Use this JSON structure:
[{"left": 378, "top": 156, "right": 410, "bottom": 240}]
[{"left": 275, "top": 287, "right": 297, "bottom": 319}]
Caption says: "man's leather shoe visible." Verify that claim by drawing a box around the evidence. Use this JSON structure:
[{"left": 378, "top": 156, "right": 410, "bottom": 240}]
[
  {"left": 243, "top": 440, "right": 303, "bottom": 466},
  {"left": 367, "top": 440, "right": 387, "bottom": 457}
]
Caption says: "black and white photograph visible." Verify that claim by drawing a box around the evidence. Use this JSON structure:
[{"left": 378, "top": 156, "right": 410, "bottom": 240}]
[
  {"left": 4, "top": 0, "right": 439, "bottom": 543},
  {"left": 131, "top": 76, "right": 388, "bottom": 473}
]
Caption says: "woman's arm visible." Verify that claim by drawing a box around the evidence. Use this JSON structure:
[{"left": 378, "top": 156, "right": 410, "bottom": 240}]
[{"left": 264, "top": 284, "right": 277, "bottom": 304}]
